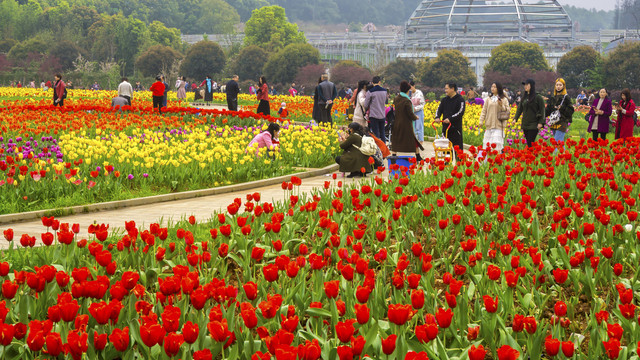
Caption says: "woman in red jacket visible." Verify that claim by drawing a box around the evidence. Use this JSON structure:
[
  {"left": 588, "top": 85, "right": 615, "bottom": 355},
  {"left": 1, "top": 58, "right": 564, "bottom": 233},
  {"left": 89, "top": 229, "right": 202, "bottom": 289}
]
[
  {"left": 53, "top": 74, "right": 66, "bottom": 107},
  {"left": 256, "top": 76, "right": 270, "bottom": 116},
  {"left": 615, "top": 88, "right": 636, "bottom": 140},
  {"left": 149, "top": 76, "right": 165, "bottom": 113}
]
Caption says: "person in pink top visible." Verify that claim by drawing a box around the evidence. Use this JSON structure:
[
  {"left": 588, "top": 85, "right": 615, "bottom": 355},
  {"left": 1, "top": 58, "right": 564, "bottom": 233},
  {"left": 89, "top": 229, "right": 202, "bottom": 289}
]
[
  {"left": 256, "top": 76, "right": 270, "bottom": 115},
  {"left": 246, "top": 123, "right": 280, "bottom": 156},
  {"left": 289, "top": 83, "right": 298, "bottom": 97}
]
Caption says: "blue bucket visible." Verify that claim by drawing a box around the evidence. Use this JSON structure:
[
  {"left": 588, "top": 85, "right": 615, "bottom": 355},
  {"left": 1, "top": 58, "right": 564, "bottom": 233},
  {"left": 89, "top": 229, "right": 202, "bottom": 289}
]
[{"left": 387, "top": 156, "right": 413, "bottom": 178}]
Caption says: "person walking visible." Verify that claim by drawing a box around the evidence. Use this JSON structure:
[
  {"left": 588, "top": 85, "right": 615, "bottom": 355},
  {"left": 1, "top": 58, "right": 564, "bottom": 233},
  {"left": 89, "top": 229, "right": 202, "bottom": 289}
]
[
  {"left": 117, "top": 77, "right": 134, "bottom": 106},
  {"left": 513, "top": 79, "right": 545, "bottom": 147},
  {"left": 478, "top": 82, "right": 510, "bottom": 155},
  {"left": 391, "top": 81, "right": 424, "bottom": 162},
  {"left": 150, "top": 76, "right": 165, "bottom": 113},
  {"left": 225, "top": 75, "right": 240, "bottom": 111},
  {"left": 176, "top": 76, "right": 187, "bottom": 104},
  {"left": 52, "top": 74, "right": 66, "bottom": 107},
  {"left": 587, "top": 88, "right": 612, "bottom": 141},
  {"left": 200, "top": 75, "right": 214, "bottom": 104},
  {"left": 351, "top": 80, "right": 369, "bottom": 128},
  {"left": 289, "top": 83, "right": 298, "bottom": 97},
  {"left": 317, "top": 74, "right": 338, "bottom": 125},
  {"left": 256, "top": 76, "right": 270, "bottom": 116},
  {"left": 364, "top": 76, "right": 388, "bottom": 142},
  {"left": 545, "top": 78, "right": 573, "bottom": 144},
  {"left": 615, "top": 88, "right": 636, "bottom": 140},
  {"left": 409, "top": 81, "right": 425, "bottom": 143},
  {"left": 336, "top": 122, "right": 373, "bottom": 178},
  {"left": 434, "top": 83, "right": 466, "bottom": 155}
]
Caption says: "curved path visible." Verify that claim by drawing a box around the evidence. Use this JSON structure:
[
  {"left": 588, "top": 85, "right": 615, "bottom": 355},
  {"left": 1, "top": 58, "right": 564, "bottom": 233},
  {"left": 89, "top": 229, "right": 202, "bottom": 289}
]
[{"left": 0, "top": 142, "right": 453, "bottom": 248}]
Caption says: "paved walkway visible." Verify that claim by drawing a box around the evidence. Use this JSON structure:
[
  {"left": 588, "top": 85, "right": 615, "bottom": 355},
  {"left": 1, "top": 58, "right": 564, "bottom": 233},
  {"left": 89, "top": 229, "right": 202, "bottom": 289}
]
[{"left": 0, "top": 142, "right": 452, "bottom": 247}]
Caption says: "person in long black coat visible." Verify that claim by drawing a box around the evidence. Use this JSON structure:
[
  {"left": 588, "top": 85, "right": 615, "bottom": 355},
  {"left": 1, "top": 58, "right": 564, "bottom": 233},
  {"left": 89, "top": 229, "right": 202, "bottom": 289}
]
[{"left": 391, "top": 81, "right": 424, "bottom": 161}]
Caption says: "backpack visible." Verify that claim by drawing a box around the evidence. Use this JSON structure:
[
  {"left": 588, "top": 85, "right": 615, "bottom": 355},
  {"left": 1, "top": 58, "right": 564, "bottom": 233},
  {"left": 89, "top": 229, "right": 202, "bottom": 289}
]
[{"left": 354, "top": 135, "right": 378, "bottom": 156}]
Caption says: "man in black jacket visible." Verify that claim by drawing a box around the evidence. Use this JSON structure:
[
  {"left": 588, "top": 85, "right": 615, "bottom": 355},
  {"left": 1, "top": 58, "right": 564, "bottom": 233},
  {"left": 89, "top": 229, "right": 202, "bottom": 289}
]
[
  {"left": 225, "top": 75, "right": 240, "bottom": 111},
  {"left": 434, "top": 83, "right": 466, "bottom": 158}
]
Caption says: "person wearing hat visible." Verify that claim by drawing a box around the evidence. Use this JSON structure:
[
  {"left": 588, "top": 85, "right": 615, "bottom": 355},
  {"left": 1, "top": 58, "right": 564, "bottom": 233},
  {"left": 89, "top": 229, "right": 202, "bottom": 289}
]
[
  {"left": 277, "top": 102, "right": 288, "bottom": 118},
  {"left": 545, "top": 78, "right": 574, "bottom": 144},
  {"left": 149, "top": 75, "right": 166, "bottom": 113},
  {"left": 513, "top": 79, "right": 546, "bottom": 147}
]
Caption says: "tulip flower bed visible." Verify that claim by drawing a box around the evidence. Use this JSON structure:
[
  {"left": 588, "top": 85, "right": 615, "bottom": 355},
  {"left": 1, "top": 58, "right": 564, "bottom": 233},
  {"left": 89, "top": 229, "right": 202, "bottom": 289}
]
[
  {"left": 0, "top": 99, "right": 339, "bottom": 214},
  {"left": 1, "top": 137, "right": 640, "bottom": 359}
]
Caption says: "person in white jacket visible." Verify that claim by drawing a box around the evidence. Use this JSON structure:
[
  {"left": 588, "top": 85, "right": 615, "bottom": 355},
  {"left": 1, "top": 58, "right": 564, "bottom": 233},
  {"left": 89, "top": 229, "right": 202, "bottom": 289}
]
[
  {"left": 351, "top": 80, "right": 369, "bottom": 128},
  {"left": 410, "top": 81, "right": 426, "bottom": 142}
]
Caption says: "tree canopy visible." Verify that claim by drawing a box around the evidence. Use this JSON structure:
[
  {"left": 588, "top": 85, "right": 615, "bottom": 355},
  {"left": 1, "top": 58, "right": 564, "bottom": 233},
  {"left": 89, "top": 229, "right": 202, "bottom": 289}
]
[
  {"left": 244, "top": 6, "right": 306, "bottom": 51},
  {"left": 556, "top": 46, "right": 601, "bottom": 89},
  {"left": 418, "top": 50, "right": 476, "bottom": 88},
  {"left": 382, "top": 59, "right": 417, "bottom": 88},
  {"left": 485, "top": 42, "right": 550, "bottom": 74},
  {"left": 603, "top": 41, "right": 640, "bottom": 90},
  {"left": 262, "top": 43, "right": 320, "bottom": 84},
  {"left": 135, "top": 45, "right": 183, "bottom": 77},
  {"left": 232, "top": 45, "right": 269, "bottom": 82},
  {"left": 330, "top": 61, "right": 371, "bottom": 87},
  {"left": 180, "top": 41, "right": 226, "bottom": 80}
]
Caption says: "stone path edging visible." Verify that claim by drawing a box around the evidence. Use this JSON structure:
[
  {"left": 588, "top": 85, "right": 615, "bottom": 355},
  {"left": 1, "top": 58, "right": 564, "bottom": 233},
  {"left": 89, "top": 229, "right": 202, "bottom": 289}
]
[{"left": 0, "top": 164, "right": 339, "bottom": 225}]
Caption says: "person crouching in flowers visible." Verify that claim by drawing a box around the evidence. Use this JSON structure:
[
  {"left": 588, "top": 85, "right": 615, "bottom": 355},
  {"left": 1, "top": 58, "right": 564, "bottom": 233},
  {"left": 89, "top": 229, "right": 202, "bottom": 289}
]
[
  {"left": 278, "top": 102, "right": 288, "bottom": 118},
  {"left": 478, "top": 82, "right": 509, "bottom": 158},
  {"left": 247, "top": 122, "right": 280, "bottom": 157},
  {"left": 336, "top": 122, "right": 373, "bottom": 178}
]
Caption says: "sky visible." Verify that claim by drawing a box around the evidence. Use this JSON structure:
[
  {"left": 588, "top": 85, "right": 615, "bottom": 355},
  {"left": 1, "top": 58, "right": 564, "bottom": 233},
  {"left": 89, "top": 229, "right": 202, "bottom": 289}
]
[{"left": 558, "top": 0, "right": 616, "bottom": 11}]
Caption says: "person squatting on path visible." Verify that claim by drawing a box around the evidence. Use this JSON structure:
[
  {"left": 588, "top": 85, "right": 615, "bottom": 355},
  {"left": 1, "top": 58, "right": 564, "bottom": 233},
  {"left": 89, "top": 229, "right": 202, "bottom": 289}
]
[
  {"left": 391, "top": 81, "right": 424, "bottom": 162},
  {"left": 478, "top": 82, "right": 510, "bottom": 156},
  {"left": 545, "top": 78, "right": 573, "bottom": 144},
  {"left": 513, "top": 79, "right": 545, "bottom": 147},
  {"left": 336, "top": 122, "right": 373, "bottom": 178},
  {"left": 434, "top": 83, "right": 466, "bottom": 157},
  {"left": 588, "top": 88, "right": 612, "bottom": 141},
  {"left": 246, "top": 123, "right": 280, "bottom": 157}
]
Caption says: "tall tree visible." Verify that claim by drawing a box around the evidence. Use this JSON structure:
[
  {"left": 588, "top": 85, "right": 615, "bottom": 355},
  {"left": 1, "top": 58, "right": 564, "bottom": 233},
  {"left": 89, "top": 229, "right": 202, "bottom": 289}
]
[
  {"left": 484, "top": 41, "right": 549, "bottom": 74},
  {"left": 604, "top": 41, "right": 640, "bottom": 90},
  {"left": 330, "top": 61, "right": 371, "bottom": 87},
  {"left": 419, "top": 50, "right": 476, "bottom": 88},
  {"left": 262, "top": 43, "right": 320, "bottom": 84},
  {"left": 244, "top": 5, "right": 306, "bottom": 51},
  {"left": 180, "top": 40, "right": 226, "bottom": 79},
  {"left": 382, "top": 59, "right": 417, "bottom": 88},
  {"left": 135, "top": 45, "right": 183, "bottom": 77},
  {"left": 232, "top": 45, "right": 268, "bottom": 82},
  {"left": 556, "top": 46, "right": 601, "bottom": 89},
  {"left": 196, "top": 0, "right": 240, "bottom": 34}
]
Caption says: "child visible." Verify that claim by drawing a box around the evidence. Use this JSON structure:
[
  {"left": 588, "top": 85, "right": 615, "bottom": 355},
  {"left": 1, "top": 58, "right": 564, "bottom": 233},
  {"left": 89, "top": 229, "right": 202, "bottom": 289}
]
[{"left": 278, "top": 102, "right": 289, "bottom": 118}]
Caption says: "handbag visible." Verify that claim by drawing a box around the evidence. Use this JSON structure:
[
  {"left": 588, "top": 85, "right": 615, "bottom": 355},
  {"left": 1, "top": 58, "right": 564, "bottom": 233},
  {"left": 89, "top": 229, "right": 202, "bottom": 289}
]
[
  {"left": 497, "top": 99, "right": 510, "bottom": 121},
  {"left": 548, "top": 95, "right": 567, "bottom": 126}
]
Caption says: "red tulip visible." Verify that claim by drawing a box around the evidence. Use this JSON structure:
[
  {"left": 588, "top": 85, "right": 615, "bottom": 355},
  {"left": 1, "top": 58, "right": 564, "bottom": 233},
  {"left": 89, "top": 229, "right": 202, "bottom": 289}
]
[
  {"left": 562, "top": 341, "right": 575, "bottom": 357},
  {"left": 109, "top": 327, "right": 130, "bottom": 352},
  {"left": 411, "top": 289, "right": 425, "bottom": 309},
  {"left": 603, "top": 338, "right": 621, "bottom": 359},
  {"left": 545, "top": 336, "right": 560, "bottom": 356},
  {"left": 496, "top": 345, "right": 520, "bottom": 360},
  {"left": 324, "top": 280, "right": 339, "bottom": 299},
  {"left": 354, "top": 303, "right": 370, "bottom": 325},
  {"left": 163, "top": 332, "right": 184, "bottom": 358},
  {"left": 335, "top": 320, "right": 356, "bottom": 343},
  {"left": 93, "top": 331, "right": 107, "bottom": 351},
  {"left": 243, "top": 281, "right": 258, "bottom": 300},
  {"left": 554, "top": 301, "right": 567, "bottom": 317},
  {"left": 388, "top": 304, "right": 413, "bottom": 325},
  {"left": 337, "top": 346, "right": 354, "bottom": 360},
  {"left": 483, "top": 295, "right": 498, "bottom": 313},
  {"left": 45, "top": 332, "right": 63, "bottom": 356},
  {"left": 468, "top": 344, "right": 487, "bottom": 360},
  {"left": 263, "top": 264, "right": 279, "bottom": 282},
  {"left": 182, "top": 321, "right": 199, "bottom": 344},
  {"left": 435, "top": 308, "right": 453, "bottom": 328},
  {"left": 381, "top": 334, "right": 397, "bottom": 355}
]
